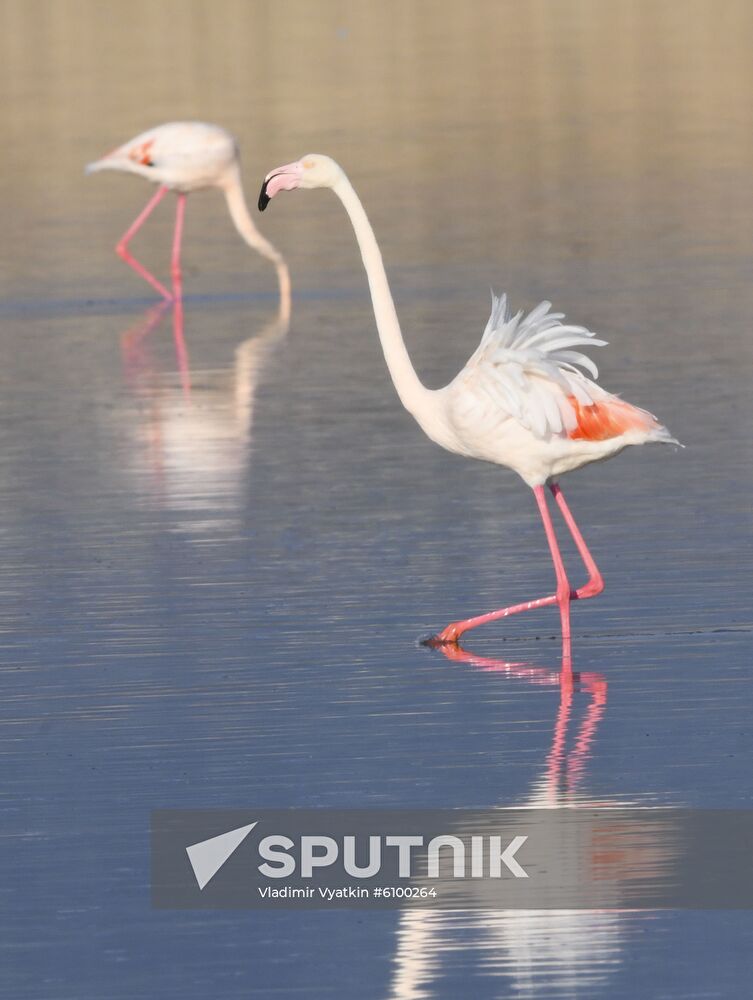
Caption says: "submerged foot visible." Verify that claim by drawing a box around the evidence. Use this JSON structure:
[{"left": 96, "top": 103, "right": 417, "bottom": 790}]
[{"left": 423, "top": 623, "right": 464, "bottom": 646}]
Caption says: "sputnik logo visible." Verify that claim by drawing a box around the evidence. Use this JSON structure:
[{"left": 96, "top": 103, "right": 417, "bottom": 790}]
[
  {"left": 186, "top": 822, "right": 258, "bottom": 890},
  {"left": 185, "top": 821, "right": 530, "bottom": 890}
]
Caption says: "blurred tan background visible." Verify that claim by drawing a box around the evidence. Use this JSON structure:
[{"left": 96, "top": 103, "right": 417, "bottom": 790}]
[{"left": 2, "top": 0, "right": 752, "bottom": 318}]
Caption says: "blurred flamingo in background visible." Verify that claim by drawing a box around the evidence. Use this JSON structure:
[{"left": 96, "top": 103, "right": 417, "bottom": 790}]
[
  {"left": 87, "top": 121, "right": 290, "bottom": 309},
  {"left": 259, "top": 155, "right": 679, "bottom": 661}
]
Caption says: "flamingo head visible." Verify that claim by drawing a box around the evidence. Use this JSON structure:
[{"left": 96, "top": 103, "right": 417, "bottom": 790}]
[{"left": 258, "top": 154, "right": 342, "bottom": 210}]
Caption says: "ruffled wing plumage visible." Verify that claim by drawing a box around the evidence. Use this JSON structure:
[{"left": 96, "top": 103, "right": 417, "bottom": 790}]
[{"left": 459, "top": 292, "right": 609, "bottom": 439}]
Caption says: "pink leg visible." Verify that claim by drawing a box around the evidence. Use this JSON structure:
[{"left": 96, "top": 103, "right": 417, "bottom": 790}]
[
  {"left": 115, "top": 186, "right": 173, "bottom": 301},
  {"left": 434, "top": 485, "right": 573, "bottom": 651},
  {"left": 549, "top": 483, "right": 604, "bottom": 599},
  {"left": 169, "top": 194, "right": 190, "bottom": 396},
  {"left": 534, "top": 484, "right": 572, "bottom": 650},
  {"left": 432, "top": 483, "right": 605, "bottom": 657},
  {"left": 170, "top": 193, "right": 186, "bottom": 299}
]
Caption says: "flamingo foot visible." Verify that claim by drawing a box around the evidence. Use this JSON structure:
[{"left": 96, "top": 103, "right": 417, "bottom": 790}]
[
  {"left": 427, "top": 591, "right": 560, "bottom": 647},
  {"left": 426, "top": 623, "right": 465, "bottom": 646}
]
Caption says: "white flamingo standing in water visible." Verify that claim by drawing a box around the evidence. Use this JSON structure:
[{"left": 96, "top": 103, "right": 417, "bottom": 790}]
[
  {"left": 259, "top": 155, "right": 679, "bottom": 658},
  {"left": 87, "top": 121, "right": 289, "bottom": 308}
]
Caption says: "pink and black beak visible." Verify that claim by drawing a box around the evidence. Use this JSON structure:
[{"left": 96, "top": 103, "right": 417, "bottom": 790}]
[{"left": 258, "top": 161, "right": 303, "bottom": 211}]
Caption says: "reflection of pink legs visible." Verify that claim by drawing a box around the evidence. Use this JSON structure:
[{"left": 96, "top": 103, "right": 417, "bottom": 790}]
[
  {"left": 566, "top": 676, "right": 607, "bottom": 790},
  {"left": 115, "top": 186, "right": 172, "bottom": 300},
  {"left": 118, "top": 301, "right": 191, "bottom": 398},
  {"left": 429, "top": 640, "right": 607, "bottom": 799},
  {"left": 171, "top": 290, "right": 191, "bottom": 398},
  {"left": 543, "top": 669, "right": 607, "bottom": 796},
  {"left": 120, "top": 299, "right": 172, "bottom": 375},
  {"left": 545, "top": 674, "right": 573, "bottom": 796},
  {"left": 433, "top": 482, "right": 603, "bottom": 662}
]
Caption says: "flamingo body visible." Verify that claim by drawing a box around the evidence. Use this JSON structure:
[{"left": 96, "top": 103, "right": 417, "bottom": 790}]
[
  {"left": 86, "top": 121, "right": 238, "bottom": 192},
  {"left": 419, "top": 294, "right": 676, "bottom": 487},
  {"left": 258, "top": 155, "right": 679, "bottom": 657},
  {"left": 87, "top": 121, "right": 289, "bottom": 303}
]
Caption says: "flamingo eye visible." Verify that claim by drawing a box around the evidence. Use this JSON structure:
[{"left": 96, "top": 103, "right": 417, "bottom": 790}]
[{"left": 303, "top": 160, "right": 315, "bottom": 170}]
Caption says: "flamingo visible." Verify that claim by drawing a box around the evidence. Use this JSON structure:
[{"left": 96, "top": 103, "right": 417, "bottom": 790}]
[
  {"left": 258, "top": 155, "right": 680, "bottom": 657},
  {"left": 86, "top": 121, "right": 289, "bottom": 305}
]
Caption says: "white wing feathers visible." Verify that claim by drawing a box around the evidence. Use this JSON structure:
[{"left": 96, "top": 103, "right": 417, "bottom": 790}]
[{"left": 462, "top": 292, "right": 608, "bottom": 438}]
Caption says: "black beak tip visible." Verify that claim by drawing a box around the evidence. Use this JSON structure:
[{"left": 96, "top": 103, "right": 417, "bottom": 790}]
[{"left": 258, "top": 181, "right": 270, "bottom": 212}]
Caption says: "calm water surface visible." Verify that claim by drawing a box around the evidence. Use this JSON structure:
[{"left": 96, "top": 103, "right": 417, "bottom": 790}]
[{"left": 0, "top": 1, "right": 752, "bottom": 997}]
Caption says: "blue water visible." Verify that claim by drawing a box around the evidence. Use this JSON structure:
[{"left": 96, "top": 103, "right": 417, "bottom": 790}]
[{"left": 1, "top": 0, "right": 753, "bottom": 996}]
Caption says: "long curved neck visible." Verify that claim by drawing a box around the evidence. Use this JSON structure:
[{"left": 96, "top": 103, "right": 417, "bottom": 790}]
[
  {"left": 332, "top": 175, "right": 429, "bottom": 414},
  {"left": 222, "top": 166, "right": 291, "bottom": 323}
]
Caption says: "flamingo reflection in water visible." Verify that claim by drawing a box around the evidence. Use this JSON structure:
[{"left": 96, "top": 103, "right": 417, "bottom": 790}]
[
  {"left": 391, "top": 643, "right": 622, "bottom": 1000},
  {"left": 119, "top": 280, "right": 291, "bottom": 534}
]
